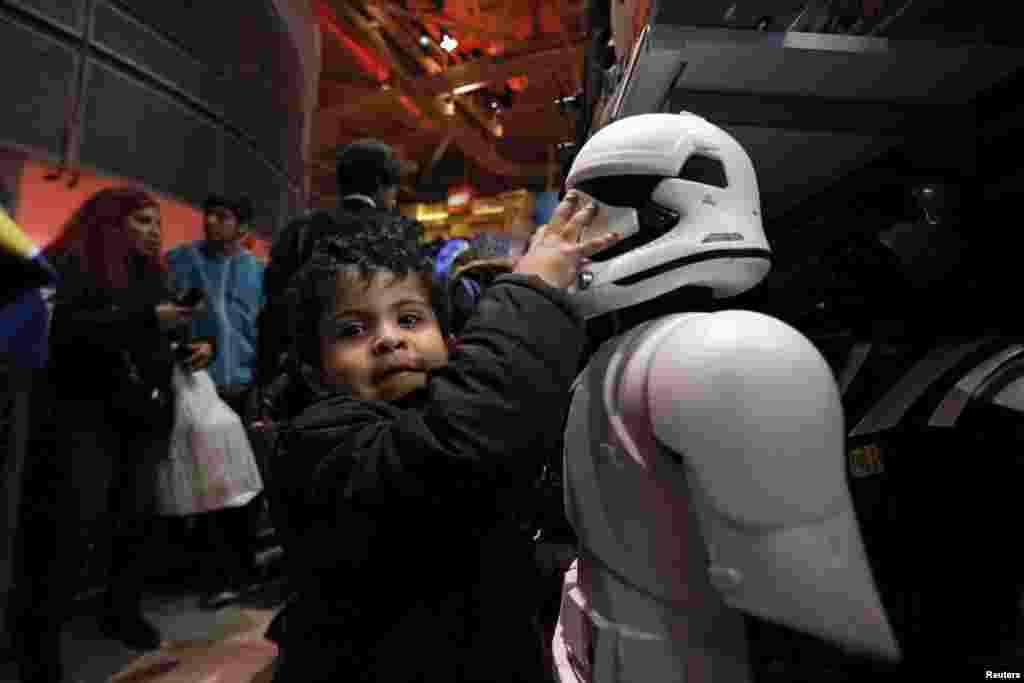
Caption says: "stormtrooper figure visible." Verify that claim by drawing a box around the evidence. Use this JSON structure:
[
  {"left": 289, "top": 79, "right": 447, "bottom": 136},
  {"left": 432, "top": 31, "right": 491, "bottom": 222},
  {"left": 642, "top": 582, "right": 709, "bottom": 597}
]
[{"left": 550, "top": 112, "right": 900, "bottom": 682}]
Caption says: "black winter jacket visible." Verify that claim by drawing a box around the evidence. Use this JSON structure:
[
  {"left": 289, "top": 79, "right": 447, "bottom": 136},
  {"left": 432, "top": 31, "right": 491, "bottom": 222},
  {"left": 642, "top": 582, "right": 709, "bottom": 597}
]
[
  {"left": 45, "top": 250, "right": 178, "bottom": 409},
  {"left": 273, "top": 273, "right": 585, "bottom": 682},
  {"left": 24, "top": 252, "right": 179, "bottom": 517}
]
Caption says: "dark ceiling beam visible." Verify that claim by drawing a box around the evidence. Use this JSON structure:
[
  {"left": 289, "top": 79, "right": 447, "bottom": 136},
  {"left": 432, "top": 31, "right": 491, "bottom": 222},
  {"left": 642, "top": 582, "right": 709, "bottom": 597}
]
[
  {"left": 318, "top": 80, "right": 391, "bottom": 119},
  {"left": 317, "top": 42, "right": 584, "bottom": 118},
  {"left": 333, "top": 0, "right": 501, "bottom": 144},
  {"left": 329, "top": 1, "right": 418, "bottom": 83},
  {"left": 320, "top": 0, "right": 553, "bottom": 179},
  {"left": 424, "top": 41, "right": 585, "bottom": 98},
  {"left": 316, "top": 84, "right": 571, "bottom": 154},
  {"left": 360, "top": 2, "right": 448, "bottom": 77},
  {"left": 362, "top": 3, "right": 523, "bottom": 143},
  {"left": 367, "top": 1, "right": 538, "bottom": 42}
]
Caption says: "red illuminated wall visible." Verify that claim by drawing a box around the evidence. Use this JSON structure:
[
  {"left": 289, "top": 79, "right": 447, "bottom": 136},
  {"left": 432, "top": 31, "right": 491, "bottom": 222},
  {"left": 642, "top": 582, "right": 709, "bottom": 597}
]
[{"left": 15, "top": 161, "right": 269, "bottom": 261}]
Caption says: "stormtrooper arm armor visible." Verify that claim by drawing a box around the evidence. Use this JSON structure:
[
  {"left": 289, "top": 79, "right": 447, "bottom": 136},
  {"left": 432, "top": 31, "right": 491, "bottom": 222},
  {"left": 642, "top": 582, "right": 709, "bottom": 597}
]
[{"left": 642, "top": 310, "right": 899, "bottom": 661}]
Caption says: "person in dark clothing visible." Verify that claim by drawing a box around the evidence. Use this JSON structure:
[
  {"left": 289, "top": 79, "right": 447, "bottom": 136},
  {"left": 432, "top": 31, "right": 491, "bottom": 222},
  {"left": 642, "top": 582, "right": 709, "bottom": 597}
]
[
  {"left": 334, "top": 138, "right": 402, "bottom": 212},
  {"left": 258, "top": 139, "right": 419, "bottom": 403},
  {"left": 270, "top": 193, "right": 621, "bottom": 682},
  {"left": 255, "top": 143, "right": 420, "bottom": 615},
  {"left": 8, "top": 188, "right": 200, "bottom": 683},
  {"left": 263, "top": 139, "right": 404, "bottom": 303}
]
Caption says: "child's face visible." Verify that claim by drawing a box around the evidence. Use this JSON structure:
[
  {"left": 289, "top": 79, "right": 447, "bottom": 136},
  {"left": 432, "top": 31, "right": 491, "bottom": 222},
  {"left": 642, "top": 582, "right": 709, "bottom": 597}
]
[{"left": 319, "top": 270, "right": 449, "bottom": 401}]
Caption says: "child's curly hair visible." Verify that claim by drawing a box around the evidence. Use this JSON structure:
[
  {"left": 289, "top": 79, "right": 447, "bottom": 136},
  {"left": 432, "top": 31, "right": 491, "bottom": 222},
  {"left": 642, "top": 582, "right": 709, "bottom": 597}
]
[{"left": 285, "top": 212, "right": 449, "bottom": 392}]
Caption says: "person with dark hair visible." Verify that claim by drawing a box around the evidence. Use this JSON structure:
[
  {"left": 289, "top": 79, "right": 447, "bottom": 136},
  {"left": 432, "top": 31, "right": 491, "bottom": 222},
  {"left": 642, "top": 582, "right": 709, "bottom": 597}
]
[
  {"left": 263, "top": 140, "right": 409, "bottom": 309},
  {"left": 253, "top": 144, "right": 419, "bottom": 641},
  {"left": 166, "top": 193, "right": 261, "bottom": 395},
  {"left": 258, "top": 141, "right": 421, "bottom": 411},
  {"left": 258, "top": 210, "right": 440, "bottom": 645},
  {"left": 165, "top": 194, "right": 266, "bottom": 610},
  {"left": 202, "top": 194, "right": 256, "bottom": 229},
  {"left": 269, "top": 196, "right": 621, "bottom": 682},
  {"left": 8, "top": 187, "right": 198, "bottom": 682},
  {"left": 334, "top": 138, "right": 402, "bottom": 212}
]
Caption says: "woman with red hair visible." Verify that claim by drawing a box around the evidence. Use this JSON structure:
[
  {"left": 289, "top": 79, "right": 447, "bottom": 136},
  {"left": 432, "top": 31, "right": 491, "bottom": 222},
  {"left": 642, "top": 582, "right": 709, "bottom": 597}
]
[{"left": 9, "top": 187, "right": 201, "bottom": 683}]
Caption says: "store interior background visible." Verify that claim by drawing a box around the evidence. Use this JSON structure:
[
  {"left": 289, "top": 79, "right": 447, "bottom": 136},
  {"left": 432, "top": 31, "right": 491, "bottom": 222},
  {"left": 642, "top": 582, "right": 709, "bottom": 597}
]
[
  {"left": 3, "top": 0, "right": 1024, "bottom": 679},
  {"left": 0, "top": 2, "right": 593, "bottom": 669}
]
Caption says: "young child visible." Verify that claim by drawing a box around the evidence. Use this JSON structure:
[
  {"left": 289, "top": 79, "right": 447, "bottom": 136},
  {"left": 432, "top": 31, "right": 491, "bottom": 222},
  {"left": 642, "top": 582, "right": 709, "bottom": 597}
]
[{"left": 271, "top": 192, "right": 619, "bottom": 682}]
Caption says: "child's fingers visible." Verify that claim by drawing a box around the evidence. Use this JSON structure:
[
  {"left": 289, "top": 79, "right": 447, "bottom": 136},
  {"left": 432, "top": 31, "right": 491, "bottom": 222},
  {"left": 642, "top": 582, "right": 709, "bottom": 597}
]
[
  {"left": 562, "top": 201, "right": 599, "bottom": 242},
  {"left": 576, "top": 231, "right": 625, "bottom": 258},
  {"left": 547, "top": 191, "right": 582, "bottom": 231},
  {"left": 528, "top": 197, "right": 593, "bottom": 250}
]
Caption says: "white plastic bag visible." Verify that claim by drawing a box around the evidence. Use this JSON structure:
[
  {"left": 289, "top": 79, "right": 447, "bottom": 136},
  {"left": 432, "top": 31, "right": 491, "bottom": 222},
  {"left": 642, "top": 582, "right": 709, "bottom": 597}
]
[{"left": 154, "top": 367, "right": 264, "bottom": 516}]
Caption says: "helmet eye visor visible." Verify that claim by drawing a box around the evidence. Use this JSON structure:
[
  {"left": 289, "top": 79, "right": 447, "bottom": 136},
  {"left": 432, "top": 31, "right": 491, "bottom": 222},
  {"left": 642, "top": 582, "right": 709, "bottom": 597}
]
[{"left": 574, "top": 175, "right": 679, "bottom": 262}]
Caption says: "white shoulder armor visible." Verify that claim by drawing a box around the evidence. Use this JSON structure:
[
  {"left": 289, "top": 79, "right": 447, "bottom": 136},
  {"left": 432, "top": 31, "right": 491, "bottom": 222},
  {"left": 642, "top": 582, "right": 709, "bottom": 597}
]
[
  {"left": 641, "top": 310, "right": 898, "bottom": 659},
  {"left": 556, "top": 311, "right": 898, "bottom": 680},
  {"left": 645, "top": 309, "right": 846, "bottom": 528}
]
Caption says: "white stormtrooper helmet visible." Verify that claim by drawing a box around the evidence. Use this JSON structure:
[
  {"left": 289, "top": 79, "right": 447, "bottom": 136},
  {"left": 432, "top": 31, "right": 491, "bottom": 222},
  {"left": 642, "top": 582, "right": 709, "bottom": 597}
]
[{"left": 566, "top": 112, "right": 771, "bottom": 319}]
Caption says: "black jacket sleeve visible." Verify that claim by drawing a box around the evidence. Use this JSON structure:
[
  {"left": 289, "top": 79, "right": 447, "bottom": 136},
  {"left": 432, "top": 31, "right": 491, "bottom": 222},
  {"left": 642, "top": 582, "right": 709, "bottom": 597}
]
[
  {"left": 294, "top": 274, "right": 585, "bottom": 515},
  {"left": 263, "top": 217, "right": 308, "bottom": 301}
]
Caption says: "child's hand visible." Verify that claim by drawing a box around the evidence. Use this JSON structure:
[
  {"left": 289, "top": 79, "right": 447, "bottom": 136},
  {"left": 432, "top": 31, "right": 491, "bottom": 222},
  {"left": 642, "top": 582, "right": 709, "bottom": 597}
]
[
  {"left": 514, "top": 191, "right": 624, "bottom": 289},
  {"left": 155, "top": 303, "right": 197, "bottom": 331},
  {"left": 185, "top": 341, "right": 214, "bottom": 372}
]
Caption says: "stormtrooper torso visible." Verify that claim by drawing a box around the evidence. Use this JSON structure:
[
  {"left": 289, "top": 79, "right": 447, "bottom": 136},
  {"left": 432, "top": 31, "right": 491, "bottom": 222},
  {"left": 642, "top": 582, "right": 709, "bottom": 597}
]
[
  {"left": 555, "top": 314, "right": 751, "bottom": 683},
  {"left": 553, "top": 310, "right": 897, "bottom": 682}
]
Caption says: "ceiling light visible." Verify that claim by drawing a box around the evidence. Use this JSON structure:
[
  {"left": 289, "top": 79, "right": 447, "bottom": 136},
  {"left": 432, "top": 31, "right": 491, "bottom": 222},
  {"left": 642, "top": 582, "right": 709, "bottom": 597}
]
[
  {"left": 453, "top": 81, "right": 488, "bottom": 96},
  {"left": 440, "top": 95, "right": 455, "bottom": 116},
  {"left": 440, "top": 34, "right": 458, "bottom": 52}
]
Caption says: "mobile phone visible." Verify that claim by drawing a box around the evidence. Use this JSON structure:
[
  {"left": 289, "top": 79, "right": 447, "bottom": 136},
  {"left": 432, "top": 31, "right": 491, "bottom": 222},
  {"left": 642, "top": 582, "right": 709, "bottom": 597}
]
[{"left": 177, "top": 288, "right": 204, "bottom": 307}]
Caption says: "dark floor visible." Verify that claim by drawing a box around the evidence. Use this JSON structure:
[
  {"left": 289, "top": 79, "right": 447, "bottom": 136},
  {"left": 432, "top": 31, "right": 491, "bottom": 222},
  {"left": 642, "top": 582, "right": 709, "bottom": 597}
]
[
  {"left": 0, "top": 576, "right": 287, "bottom": 683},
  {"left": 0, "top": 517, "right": 287, "bottom": 683},
  {"left": 4, "top": 540, "right": 1024, "bottom": 682},
  {"left": 6, "top": 583, "right": 1024, "bottom": 682}
]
